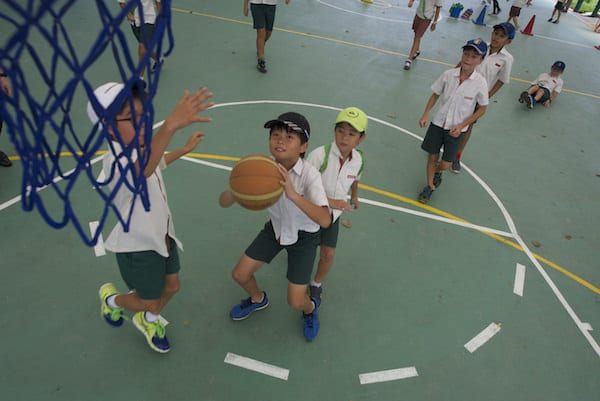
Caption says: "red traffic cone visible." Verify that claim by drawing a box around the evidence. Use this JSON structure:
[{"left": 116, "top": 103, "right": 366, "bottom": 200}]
[{"left": 521, "top": 14, "right": 536, "bottom": 36}]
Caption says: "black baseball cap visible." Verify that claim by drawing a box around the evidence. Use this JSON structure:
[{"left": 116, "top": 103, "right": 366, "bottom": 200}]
[{"left": 264, "top": 112, "right": 311, "bottom": 141}]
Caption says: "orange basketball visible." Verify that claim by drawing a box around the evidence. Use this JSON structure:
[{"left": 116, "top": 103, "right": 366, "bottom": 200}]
[{"left": 229, "top": 154, "right": 283, "bottom": 211}]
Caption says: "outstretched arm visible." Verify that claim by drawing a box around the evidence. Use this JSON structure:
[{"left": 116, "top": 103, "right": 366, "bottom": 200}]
[{"left": 145, "top": 87, "right": 213, "bottom": 176}]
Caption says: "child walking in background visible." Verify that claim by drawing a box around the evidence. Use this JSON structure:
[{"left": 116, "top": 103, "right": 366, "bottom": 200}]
[
  {"left": 403, "top": 0, "right": 442, "bottom": 71},
  {"left": 221, "top": 112, "right": 331, "bottom": 342},
  {"left": 417, "top": 39, "right": 489, "bottom": 203},
  {"left": 547, "top": 0, "right": 565, "bottom": 23},
  {"left": 91, "top": 82, "right": 214, "bottom": 353},
  {"left": 305, "top": 107, "right": 367, "bottom": 302},
  {"left": 507, "top": 0, "right": 525, "bottom": 29},
  {"left": 243, "top": 0, "right": 290, "bottom": 73},
  {"left": 519, "top": 61, "right": 565, "bottom": 108},
  {"left": 452, "top": 22, "right": 515, "bottom": 173}
]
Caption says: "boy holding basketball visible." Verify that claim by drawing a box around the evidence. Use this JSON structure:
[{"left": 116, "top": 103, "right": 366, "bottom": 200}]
[
  {"left": 305, "top": 107, "right": 367, "bottom": 302},
  {"left": 220, "top": 112, "right": 331, "bottom": 341},
  {"left": 88, "top": 81, "right": 213, "bottom": 353}
]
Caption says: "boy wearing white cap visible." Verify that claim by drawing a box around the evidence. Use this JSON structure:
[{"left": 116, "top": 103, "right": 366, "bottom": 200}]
[
  {"left": 89, "top": 82, "right": 214, "bottom": 353},
  {"left": 417, "top": 39, "right": 489, "bottom": 203},
  {"left": 306, "top": 107, "right": 367, "bottom": 302}
]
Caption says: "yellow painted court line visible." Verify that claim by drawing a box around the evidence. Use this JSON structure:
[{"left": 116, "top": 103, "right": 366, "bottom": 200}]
[
  {"left": 172, "top": 7, "right": 600, "bottom": 100},
  {"left": 358, "top": 183, "right": 600, "bottom": 295}
]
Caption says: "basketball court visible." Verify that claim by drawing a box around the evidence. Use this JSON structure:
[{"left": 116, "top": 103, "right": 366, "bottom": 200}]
[{"left": 1, "top": 1, "right": 599, "bottom": 400}]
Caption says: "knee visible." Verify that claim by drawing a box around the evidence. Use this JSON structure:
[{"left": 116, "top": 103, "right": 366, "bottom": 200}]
[
  {"left": 164, "top": 279, "right": 180, "bottom": 296},
  {"left": 319, "top": 247, "right": 335, "bottom": 265},
  {"left": 231, "top": 267, "right": 249, "bottom": 284}
]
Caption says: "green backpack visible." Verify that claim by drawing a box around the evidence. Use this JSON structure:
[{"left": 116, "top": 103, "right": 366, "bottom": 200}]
[{"left": 319, "top": 143, "right": 364, "bottom": 176}]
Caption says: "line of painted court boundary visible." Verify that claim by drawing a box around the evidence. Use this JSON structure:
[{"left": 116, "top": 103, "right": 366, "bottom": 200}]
[
  {"left": 1, "top": 100, "right": 598, "bottom": 357},
  {"left": 171, "top": 7, "right": 600, "bottom": 100}
]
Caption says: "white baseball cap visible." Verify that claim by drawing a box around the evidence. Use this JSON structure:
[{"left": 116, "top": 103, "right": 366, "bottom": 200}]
[{"left": 86, "top": 82, "right": 124, "bottom": 124}]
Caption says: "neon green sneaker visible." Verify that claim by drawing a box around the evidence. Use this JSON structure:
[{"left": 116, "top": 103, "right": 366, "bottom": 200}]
[
  {"left": 99, "top": 283, "right": 125, "bottom": 327},
  {"left": 132, "top": 312, "right": 170, "bottom": 353}
]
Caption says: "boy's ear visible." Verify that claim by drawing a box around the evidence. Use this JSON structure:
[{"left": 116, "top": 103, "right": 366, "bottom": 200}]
[
  {"left": 358, "top": 133, "right": 366, "bottom": 144},
  {"left": 300, "top": 141, "right": 309, "bottom": 154}
]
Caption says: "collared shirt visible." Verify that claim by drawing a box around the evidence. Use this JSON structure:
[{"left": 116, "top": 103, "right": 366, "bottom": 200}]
[
  {"left": 415, "top": 0, "right": 443, "bottom": 20},
  {"left": 268, "top": 158, "right": 328, "bottom": 246},
  {"left": 532, "top": 73, "right": 564, "bottom": 93},
  {"left": 103, "top": 142, "right": 182, "bottom": 257},
  {"left": 306, "top": 142, "right": 363, "bottom": 223},
  {"left": 118, "top": 0, "right": 160, "bottom": 26},
  {"left": 431, "top": 67, "right": 489, "bottom": 132},
  {"left": 476, "top": 47, "right": 514, "bottom": 86}
]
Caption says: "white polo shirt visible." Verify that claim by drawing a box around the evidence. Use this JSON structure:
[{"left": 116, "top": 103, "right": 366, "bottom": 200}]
[
  {"left": 103, "top": 142, "right": 182, "bottom": 257},
  {"left": 306, "top": 142, "right": 363, "bottom": 223},
  {"left": 268, "top": 158, "right": 329, "bottom": 246},
  {"left": 430, "top": 67, "right": 489, "bottom": 132},
  {"left": 119, "top": 0, "right": 160, "bottom": 26},
  {"left": 532, "top": 73, "right": 563, "bottom": 93},
  {"left": 476, "top": 47, "right": 514, "bottom": 87},
  {"left": 415, "top": 0, "right": 443, "bottom": 20}
]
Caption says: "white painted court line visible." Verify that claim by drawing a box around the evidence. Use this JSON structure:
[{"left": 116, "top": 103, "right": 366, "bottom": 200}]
[
  {"left": 359, "top": 367, "right": 418, "bottom": 385},
  {"left": 464, "top": 323, "right": 501, "bottom": 353},
  {"left": 224, "top": 352, "right": 289, "bottom": 381},
  {"left": 513, "top": 263, "right": 526, "bottom": 296},
  {"left": 88, "top": 221, "right": 106, "bottom": 257}
]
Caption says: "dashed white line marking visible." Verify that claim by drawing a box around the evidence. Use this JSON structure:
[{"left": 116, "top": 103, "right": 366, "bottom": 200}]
[
  {"left": 359, "top": 367, "right": 418, "bottom": 384},
  {"left": 224, "top": 352, "right": 289, "bottom": 381},
  {"left": 465, "top": 322, "right": 501, "bottom": 353},
  {"left": 513, "top": 263, "right": 526, "bottom": 296}
]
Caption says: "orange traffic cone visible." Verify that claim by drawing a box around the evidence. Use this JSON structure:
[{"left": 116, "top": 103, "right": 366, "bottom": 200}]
[{"left": 521, "top": 14, "right": 536, "bottom": 36}]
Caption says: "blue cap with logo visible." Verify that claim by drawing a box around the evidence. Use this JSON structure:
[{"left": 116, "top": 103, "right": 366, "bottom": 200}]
[
  {"left": 462, "top": 38, "right": 488, "bottom": 58},
  {"left": 552, "top": 60, "right": 566, "bottom": 71},
  {"left": 493, "top": 22, "right": 516, "bottom": 40}
]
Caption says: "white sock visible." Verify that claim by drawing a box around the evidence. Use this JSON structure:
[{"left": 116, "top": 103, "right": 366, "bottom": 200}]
[
  {"left": 106, "top": 295, "right": 119, "bottom": 309},
  {"left": 310, "top": 280, "right": 322, "bottom": 288},
  {"left": 145, "top": 311, "right": 159, "bottom": 322}
]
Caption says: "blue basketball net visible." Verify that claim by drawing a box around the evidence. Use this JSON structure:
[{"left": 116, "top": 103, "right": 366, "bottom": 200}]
[{"left": 0, "top": 0, "right": 174, "bottom": 246}]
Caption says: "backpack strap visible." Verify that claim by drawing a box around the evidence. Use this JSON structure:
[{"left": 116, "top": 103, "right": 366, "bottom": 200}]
[{"left": 319, "top": 143, "right": 332, "bottom": 173}]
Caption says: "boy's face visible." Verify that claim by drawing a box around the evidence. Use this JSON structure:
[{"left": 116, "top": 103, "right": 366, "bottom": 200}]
[
  {"left": 490, "top": 29, "right": 511, "bottom": 50},
  {"left": 334, "top": 122, "right": 365, "bottom": 157},
  {"left": 269, "top": 126, "right": 308, "bottom": 165},
  {"left": 461, "top": 48, "right": 484, "bottom": 71},
  {"left": 550, "top": 67, "right": 563, "bottom": 77},
  {"left": 109, "top": 98, "right": 144, "bottom": 146}
]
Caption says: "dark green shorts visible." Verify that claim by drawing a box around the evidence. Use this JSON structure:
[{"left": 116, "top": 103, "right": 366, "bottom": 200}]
[
  {"left": 319, "top": 217, "right": 340, "bottom": 248},
  {"left": 421, "top": 123, "right": 463, "bottom": 162},
  {"left": 131, "top": 23, "right": 156, "bottom": 44},
  {"left": 539, "top": 87, "right": 551, "bottom": 102},
  {"left": 245, "top": 221, "right": 320, "bottom": 285},
  {"left": 250, "top": 4, "right": 276, "bottom": 31},
  {"left": 116, "top": 238, "right": 180, "bottom": 300}
]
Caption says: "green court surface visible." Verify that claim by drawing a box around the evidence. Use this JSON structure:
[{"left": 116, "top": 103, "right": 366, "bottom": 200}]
[{"left": 0, "top": 1, "right": 599, "bottom": 400}]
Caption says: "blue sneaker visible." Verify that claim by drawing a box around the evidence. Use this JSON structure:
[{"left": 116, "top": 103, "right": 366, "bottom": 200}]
[
  {"left": 230, "top": 292, "right": 269, "bottom": 320},
  {"left": 303, "top": 297, "right": 321, "bottom": 341},
  {"left": 433, "top": 172, "right": 443, "bottom": 188},
  {"left": 451, "top": 159, "right": 461, "bottom": 174},
  {"left": 309, "top": 285, "right": 322, "bottom": 301}
]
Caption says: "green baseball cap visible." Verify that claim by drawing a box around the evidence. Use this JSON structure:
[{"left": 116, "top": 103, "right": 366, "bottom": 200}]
[{"left": 335, "top": 107, "right": 368, "bottom": 133}]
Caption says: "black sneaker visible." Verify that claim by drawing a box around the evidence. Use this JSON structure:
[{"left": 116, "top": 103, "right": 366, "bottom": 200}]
[
  {"left": 418, "top": 185, "right": 434, "bottom": 203},
  {"left": 0, "top": 151, "right": 12, "bottom": 167},
  {"left": 433, "top": 172, "right": 443, "bottom": 188},
  {"left": 257, "top": 59, "right": 267, "bottom": 73},
  {"left": 152, "top": 58, "right": 164, "bottom": 72},
  {"left": 412, "top": 50, "right": 421, "bottom": 60},
  {"left": 518, "top": 91, "right": 529, "bottom": 103}
]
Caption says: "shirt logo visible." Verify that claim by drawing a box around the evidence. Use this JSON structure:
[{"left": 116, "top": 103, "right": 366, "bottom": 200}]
[
  {"left": 464, "top": 96, "right": 474, "bottom": 100},
  {"left": 347, "top": 174, "right": 357, "bottom": 180},
  {"left": 495, "top": 63, "right": 501, "bottom": 67}
]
